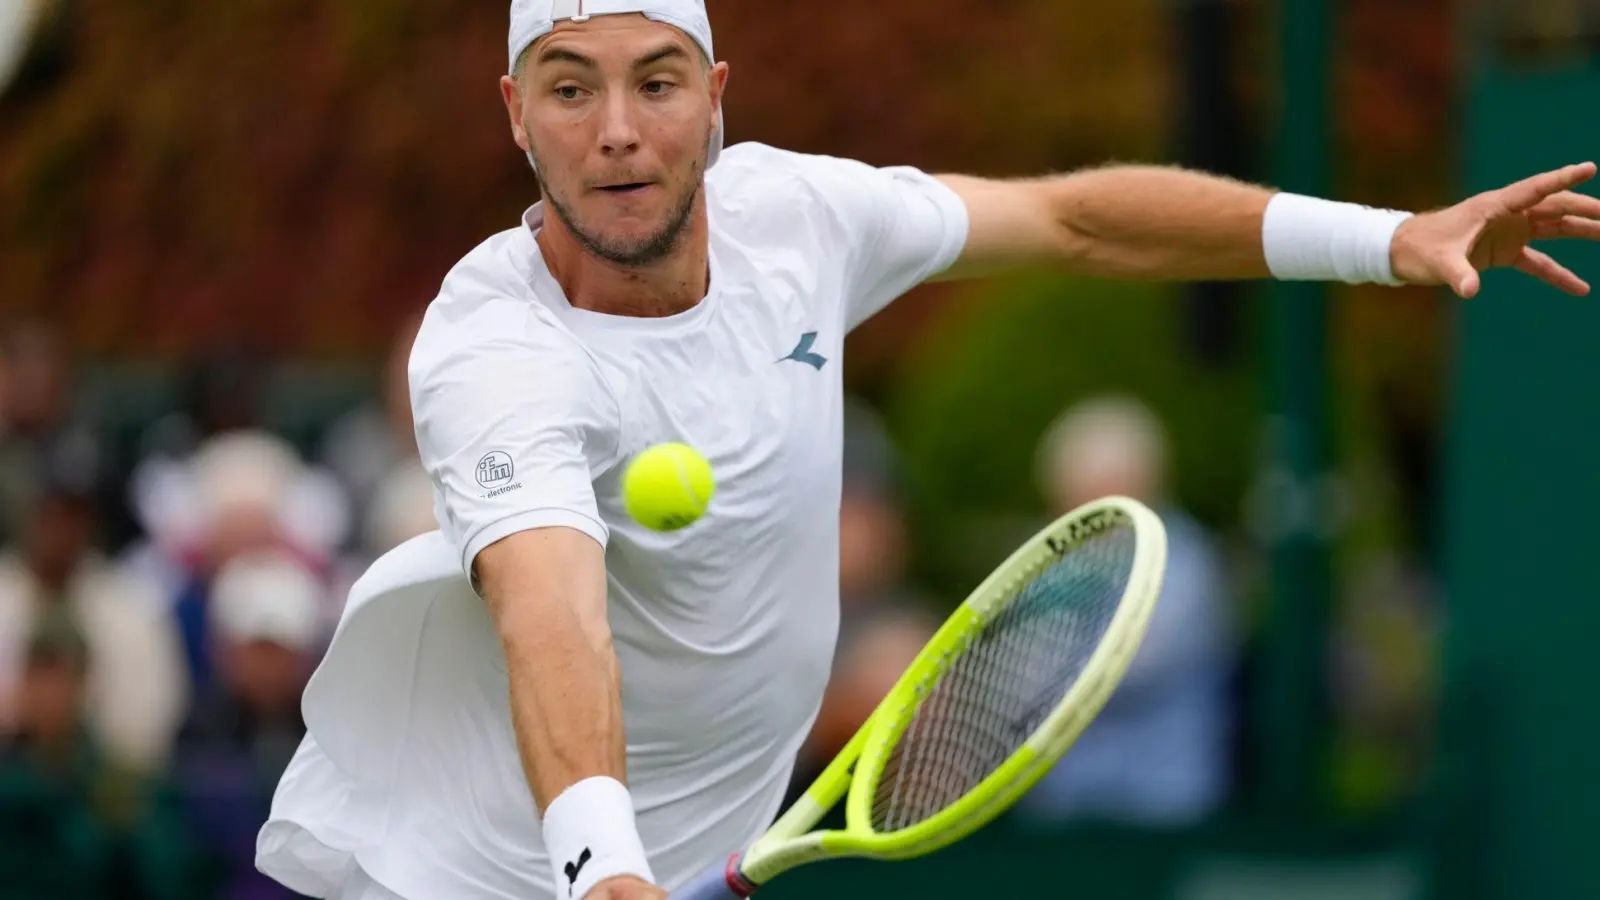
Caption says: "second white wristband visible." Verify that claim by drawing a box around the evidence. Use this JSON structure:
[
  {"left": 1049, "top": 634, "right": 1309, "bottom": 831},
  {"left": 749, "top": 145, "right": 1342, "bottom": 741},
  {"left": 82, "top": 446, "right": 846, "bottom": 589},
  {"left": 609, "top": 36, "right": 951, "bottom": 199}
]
[
  {"left": 541, "top": 776, "right": 654, "bottom": 900},
  {"left": 1263, "top": 192, "right": 1414, "bottom": 286}
]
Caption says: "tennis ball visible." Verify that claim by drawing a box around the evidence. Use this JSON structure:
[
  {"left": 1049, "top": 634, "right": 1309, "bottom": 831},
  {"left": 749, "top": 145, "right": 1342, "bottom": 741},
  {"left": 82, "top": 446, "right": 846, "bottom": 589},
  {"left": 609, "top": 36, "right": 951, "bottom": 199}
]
[{"left": 622, "top": 442, "right": 716, "bottom": 532}]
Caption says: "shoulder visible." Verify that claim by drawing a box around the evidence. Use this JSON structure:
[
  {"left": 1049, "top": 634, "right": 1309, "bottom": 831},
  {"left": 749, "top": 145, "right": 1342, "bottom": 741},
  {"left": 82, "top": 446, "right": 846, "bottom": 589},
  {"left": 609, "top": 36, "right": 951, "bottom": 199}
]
[
  {"left": 710, "top": 142, "right": 849, "bottom": 189},
  {"left": 410, "top": 229, "right": 595, "bottom": 397},
  {"left": 709, "top": 142, "right": 893, "bottom": 220},
  {"left": 407, "top": 237, "right": 619, "bottom": 446},
  {"left": 709, "top": 143, "right": 956, "bottom": 243}
]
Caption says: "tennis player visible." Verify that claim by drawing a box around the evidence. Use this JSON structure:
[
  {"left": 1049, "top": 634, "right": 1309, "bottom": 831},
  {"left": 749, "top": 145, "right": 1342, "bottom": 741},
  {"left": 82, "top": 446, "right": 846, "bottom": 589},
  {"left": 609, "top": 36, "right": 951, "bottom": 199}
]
[{"left": 255, "top": 2, "right": 1600, "bottom": 899}]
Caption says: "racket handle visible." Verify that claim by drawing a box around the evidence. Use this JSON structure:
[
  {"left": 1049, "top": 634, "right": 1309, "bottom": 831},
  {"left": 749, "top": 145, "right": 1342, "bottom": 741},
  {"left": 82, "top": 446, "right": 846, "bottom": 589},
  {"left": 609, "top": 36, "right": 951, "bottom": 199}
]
[{"left": 669, "top": 853, "right": 757, "bottom": 900}]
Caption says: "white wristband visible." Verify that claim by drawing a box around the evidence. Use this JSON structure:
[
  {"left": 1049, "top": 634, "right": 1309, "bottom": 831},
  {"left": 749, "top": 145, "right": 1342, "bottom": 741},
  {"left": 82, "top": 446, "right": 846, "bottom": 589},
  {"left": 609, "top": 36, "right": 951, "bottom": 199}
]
[
  {"left": 542, "top": 776, "right": 654, "bottom": 900},
  {"left": 1262, "top": 192, "right": 1414, "bottom": 286}
]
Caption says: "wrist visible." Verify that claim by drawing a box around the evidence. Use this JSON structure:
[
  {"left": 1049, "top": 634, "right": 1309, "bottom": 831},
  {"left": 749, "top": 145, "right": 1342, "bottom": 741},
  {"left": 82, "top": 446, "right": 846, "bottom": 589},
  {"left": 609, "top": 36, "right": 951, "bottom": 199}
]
[
  {"left": 542, "top": 776, "right": 654, "bottom": 899},
  {"left": 1263, "top": 192, "right": 1414, "bottom": 285}
]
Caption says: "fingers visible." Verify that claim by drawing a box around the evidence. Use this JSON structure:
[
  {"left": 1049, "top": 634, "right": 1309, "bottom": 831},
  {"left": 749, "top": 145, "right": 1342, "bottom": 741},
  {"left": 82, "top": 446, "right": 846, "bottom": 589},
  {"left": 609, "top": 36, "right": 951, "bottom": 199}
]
[
  {"left": 1497, "top": 163, "right": 1598, "bottom": 213},
  {"left": 1527, "top": 190, "right": 1600, "bottom": 221},
  {"left": 1515, "top": 246, "right": 1591, "bottom": 296},
  {"left": 1442, "top": 257, "right": 1481, "bottom": 299},
  {"left": 1531, "top": 215, "right": 1600, "bottom": 241}
]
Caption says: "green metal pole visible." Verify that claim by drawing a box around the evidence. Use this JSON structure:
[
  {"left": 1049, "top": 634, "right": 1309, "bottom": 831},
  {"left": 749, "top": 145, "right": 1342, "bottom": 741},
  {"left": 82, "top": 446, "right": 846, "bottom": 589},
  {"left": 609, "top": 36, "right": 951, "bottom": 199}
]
[{"left": 1259, "top": 0, "right": 1334, "bottom": 819}]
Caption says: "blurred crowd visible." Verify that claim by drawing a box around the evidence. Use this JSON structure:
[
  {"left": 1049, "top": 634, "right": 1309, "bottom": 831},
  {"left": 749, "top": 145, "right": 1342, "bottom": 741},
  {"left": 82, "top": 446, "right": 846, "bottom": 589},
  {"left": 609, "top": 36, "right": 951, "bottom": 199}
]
[
  {"left": 0, "top": 314, "right": 1244, "bottom": 899},
  {"left": 0, "top": 317, "right": 433, "bottom": 900}
]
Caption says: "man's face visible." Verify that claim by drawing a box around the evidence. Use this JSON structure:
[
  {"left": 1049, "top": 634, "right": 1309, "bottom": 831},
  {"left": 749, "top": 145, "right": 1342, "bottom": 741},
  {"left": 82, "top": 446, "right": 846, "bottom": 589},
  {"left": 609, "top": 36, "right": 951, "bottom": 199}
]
[
  {"left": 223, "top": 639, "right": 310, "bottom": 714},
  {"left": 501, "top": 14, "right": 727, "bottom": 267},
  {"left": 25, "top": 494, "right": 93, "bottom": 591}
]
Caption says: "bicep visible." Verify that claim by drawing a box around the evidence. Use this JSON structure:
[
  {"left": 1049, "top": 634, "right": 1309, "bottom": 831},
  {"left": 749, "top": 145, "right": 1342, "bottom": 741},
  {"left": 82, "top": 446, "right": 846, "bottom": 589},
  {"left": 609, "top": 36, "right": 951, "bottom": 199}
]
[{"left": 933, "top": 174, "right": 1075, "bottom": 282}]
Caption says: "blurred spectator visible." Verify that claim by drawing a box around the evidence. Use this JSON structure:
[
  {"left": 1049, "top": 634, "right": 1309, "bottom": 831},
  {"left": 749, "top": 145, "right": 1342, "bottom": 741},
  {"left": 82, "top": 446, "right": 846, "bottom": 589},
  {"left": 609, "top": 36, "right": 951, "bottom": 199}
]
[
  {"left": 1016, "top": 395, "right": 1237, "bottom": 828},
  {"left": 128, "top": 430, "right": 343, "bottom": 695},
  {"left": 0, "top": 457, "right": 189, "bottom": 774},
  {"left": 121, "top": 347, "right": 278, "bottom": 602},
  {"left": 0, "top": 320, "right": 106, "bottom": 550},
  {"left": 138, "top": 345, "right": 271, "bottom": 464},
  {"left": 0, "top": 615, "right": 198, "bottom": 900},
  {"left": 319, "top": 309, "right": 433, "bottom": 561},
  {"left": 318, "top": 312, "right": 436, "bottom": 612},
  {"left": 787, "top": 399, "right": 939, "bottom": 805},
  {"left": 173, "top": 552, "right": 319, "bottom": 900}
]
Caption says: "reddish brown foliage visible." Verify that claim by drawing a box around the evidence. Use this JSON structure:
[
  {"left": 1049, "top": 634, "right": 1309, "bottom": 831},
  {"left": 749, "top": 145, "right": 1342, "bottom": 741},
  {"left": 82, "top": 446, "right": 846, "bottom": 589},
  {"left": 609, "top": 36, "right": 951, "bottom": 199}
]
[{"left": 0, "top": 0, "right": 1454, "bottom": 362}]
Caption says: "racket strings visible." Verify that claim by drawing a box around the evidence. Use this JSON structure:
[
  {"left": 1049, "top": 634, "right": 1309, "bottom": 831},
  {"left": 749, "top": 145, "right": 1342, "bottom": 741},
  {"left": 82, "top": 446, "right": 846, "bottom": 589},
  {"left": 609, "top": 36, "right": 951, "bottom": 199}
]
[{"left": 871, "top": 523, "right": 1136, "bottom": 834}]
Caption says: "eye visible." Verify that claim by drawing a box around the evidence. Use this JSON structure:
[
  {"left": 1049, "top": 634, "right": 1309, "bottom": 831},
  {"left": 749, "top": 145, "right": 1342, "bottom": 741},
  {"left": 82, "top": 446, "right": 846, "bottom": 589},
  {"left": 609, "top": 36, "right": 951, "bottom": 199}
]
[
  {"left": 642, "top": 80, "right": 674, "bottom": 96},
  {"left": 555, "top": 85, "right": 583, "bottom": 100}
]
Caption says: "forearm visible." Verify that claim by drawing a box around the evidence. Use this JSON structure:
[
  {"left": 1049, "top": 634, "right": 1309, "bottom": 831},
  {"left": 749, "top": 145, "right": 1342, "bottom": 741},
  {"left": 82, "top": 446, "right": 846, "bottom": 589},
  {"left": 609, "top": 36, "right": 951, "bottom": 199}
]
[
  {"left": 498, "top": 597, "right": 626, "bottom": 811},
  {"left": 1046, "top": 165, "right": 1275, "bottom": 281},
  {"left": 477, "top": 528, "right": 654, "bottom": 897},
  {"left": 476, "top": 528, "right": 626, "bottom": 811}
]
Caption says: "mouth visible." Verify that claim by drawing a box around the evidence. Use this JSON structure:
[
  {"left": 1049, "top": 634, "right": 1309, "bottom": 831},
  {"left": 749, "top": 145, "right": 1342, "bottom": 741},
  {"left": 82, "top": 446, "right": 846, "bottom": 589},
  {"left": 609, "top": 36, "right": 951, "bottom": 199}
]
[{"left": 595, "top": 182, "right": 655, "bottom": 196}]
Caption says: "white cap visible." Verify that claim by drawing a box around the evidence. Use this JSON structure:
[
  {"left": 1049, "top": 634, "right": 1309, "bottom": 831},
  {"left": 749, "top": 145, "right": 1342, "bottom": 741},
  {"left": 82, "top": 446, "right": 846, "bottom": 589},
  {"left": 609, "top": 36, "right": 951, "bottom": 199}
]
[
  {"left": 132, "top": 430, "right": 352, "bottom": 559},
  {"left": 210, "top": 553, "right": 326, "bottom": 653},
  {"left": 508, "top": 0, "right": 723, "bottom": 168}
]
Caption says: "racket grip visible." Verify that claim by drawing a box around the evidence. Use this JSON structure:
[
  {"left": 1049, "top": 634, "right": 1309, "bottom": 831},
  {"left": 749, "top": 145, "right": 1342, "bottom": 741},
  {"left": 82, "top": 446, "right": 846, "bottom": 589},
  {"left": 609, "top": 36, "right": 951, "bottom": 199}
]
[{"left": 669, "top": 853, "right": 757, "bottom": 900}]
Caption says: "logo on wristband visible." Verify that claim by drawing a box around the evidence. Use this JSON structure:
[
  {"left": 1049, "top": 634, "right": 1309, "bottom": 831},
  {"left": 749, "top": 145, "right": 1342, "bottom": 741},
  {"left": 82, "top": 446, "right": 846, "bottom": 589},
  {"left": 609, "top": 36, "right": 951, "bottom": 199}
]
[{"left": 564, "top": 847, "right": 592, "bottom": 897}]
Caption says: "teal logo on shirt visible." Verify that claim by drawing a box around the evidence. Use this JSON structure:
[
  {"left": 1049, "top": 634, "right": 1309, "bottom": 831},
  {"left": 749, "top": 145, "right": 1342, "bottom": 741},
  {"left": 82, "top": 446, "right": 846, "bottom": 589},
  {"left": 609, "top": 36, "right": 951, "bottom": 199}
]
[{"left": 779, "top": 332, "right": 828, "bottom": 371}]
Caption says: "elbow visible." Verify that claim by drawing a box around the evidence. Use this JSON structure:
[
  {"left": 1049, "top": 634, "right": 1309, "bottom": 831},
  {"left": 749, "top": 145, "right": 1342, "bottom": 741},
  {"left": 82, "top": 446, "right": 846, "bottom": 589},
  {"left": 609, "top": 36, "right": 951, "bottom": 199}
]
[
  {"left": 1054, "top": 217, "right": 1190, "bottom": 281},
  {"left": 1056, "top": 230, "right": 1159, "bottom": 280},
  {"left": 1053, "top": 203, "right": 1139, "bottom": 278}
]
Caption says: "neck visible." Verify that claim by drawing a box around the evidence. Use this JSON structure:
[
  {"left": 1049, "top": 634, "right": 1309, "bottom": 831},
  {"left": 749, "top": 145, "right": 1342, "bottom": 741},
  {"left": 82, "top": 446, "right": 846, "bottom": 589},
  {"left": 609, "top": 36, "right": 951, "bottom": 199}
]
[{"left": 536, "top": 195, "right": 711, "bottom": 319}]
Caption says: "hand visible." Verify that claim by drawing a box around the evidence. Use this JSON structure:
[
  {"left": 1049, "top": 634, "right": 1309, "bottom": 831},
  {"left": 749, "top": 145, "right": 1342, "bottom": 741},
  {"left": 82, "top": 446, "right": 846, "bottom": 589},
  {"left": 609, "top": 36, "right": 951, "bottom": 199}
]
[
  {"left": 1390, "top": 161, "right": 1600, "bottom": 298},
  {"left": 585, "top": 875, "right": 667, "bottom": 900}
]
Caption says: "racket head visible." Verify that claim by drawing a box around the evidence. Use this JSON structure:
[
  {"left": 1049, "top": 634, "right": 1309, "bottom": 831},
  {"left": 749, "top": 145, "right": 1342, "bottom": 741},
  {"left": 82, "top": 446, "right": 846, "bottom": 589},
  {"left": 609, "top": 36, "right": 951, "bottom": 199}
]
[
  {"left": 731, "top": 496, "right": 1166, "bottom": 887},
  {"left": 843, "top": 495, "right": 1166, "bottom": 858}
]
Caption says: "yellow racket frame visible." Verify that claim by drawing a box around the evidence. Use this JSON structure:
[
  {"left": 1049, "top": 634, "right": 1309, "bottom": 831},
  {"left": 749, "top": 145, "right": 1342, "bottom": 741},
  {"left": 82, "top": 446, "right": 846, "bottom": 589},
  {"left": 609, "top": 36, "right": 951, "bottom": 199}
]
[{"left": 735, "top": 496, "right": 1168, "bottom": 885}]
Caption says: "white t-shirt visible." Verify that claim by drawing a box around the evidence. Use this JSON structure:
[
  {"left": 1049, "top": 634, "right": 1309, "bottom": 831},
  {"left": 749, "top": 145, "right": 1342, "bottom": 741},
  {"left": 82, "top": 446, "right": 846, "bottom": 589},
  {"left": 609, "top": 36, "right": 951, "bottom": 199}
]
[{"left": 256, "top": 142, "right": 969, "bottom": 900}]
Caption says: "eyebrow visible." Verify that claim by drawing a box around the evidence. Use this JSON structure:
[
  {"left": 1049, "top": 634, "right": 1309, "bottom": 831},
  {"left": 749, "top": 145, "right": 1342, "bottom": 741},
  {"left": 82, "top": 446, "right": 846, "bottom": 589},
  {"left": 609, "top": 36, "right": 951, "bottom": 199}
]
[
  {"left": 538, "top": 47, "right": 597, "bottom": 68},
  {"left": 634, "top": 45, "right": 690, "bottom": 69},
  {"left": 537, "top": 43, "right": 691, "bottom": 71}
]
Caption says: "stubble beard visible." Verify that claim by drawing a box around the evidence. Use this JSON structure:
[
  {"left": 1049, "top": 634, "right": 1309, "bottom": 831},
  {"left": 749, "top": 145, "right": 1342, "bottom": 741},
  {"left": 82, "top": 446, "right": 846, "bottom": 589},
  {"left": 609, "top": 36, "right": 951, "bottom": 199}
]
[{"left": 528, "top": 147, "right": 705, "bottom": 268}]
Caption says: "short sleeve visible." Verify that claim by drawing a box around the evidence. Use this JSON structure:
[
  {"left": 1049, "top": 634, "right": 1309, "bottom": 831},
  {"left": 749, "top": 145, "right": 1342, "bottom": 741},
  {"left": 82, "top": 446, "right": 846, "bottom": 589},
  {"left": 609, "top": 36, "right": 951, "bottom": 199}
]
[
  {"left": 797, "top": 155, "right": 971, "bottom": 332},
  {"left": 410, "top": 306, "right": 618, "bottom": 579}
]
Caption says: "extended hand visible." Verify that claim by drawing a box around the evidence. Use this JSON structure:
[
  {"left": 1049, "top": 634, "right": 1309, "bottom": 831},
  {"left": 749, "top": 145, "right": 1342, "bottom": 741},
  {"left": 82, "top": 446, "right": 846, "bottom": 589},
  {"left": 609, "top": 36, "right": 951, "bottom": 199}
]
[
  {"left": 1390, "top": 161, "right": 1600, "bottom": 298},
  {"left": 586, "top": 876, "right": 667, "bottom": 900}
]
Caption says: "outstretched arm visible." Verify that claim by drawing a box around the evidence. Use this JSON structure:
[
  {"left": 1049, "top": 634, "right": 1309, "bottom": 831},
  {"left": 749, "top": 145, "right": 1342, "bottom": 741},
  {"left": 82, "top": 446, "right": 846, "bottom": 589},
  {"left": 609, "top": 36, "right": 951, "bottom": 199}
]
[
  {"left": 936, "top": 161, "right": 1600, "bottom": 297},
  {"left": 477, "top": 529, "right": 664, "bottom": 900},
  {"left": 937, "top": 166, "right": 1275, "bottom": 283}
]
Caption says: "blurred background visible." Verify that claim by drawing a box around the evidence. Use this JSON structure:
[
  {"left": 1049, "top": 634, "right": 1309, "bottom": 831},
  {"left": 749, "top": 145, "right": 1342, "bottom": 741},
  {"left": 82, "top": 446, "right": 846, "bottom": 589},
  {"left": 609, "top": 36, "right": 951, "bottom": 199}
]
[{"left": 1, "top": 0, "right": 1597, "bottom": 898}]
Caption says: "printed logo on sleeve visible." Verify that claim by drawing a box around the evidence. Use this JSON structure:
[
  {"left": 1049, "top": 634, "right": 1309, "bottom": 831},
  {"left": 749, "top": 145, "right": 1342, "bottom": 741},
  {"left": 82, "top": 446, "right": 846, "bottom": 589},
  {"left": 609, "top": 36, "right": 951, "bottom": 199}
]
[{"left": 476, "top": 451, "right": 521, "bottom": 497}]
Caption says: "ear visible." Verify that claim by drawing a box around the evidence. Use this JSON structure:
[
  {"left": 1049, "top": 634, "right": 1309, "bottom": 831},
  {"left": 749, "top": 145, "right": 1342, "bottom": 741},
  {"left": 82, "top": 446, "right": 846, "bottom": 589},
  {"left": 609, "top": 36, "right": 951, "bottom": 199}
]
[
  {"left": 500, "top": 75, "right": 532, "bottom": 154},
  {"left": 707, "top": 61, "right": 730, "bottom": 117}
]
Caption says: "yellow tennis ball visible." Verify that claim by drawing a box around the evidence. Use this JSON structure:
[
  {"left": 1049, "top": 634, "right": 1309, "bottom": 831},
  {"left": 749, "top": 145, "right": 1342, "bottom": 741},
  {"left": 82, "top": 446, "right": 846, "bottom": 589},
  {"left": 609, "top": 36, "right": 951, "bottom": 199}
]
[{"left": 622, "top": 443, "right": 716, "bottom": 532}]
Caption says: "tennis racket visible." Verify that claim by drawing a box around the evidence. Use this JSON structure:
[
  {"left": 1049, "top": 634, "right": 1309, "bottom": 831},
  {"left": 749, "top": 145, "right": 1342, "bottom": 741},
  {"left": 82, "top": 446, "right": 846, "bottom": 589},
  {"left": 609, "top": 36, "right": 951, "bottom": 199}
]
[{"left": 669, "top": 495, "right": 1169, "bottom": 899}]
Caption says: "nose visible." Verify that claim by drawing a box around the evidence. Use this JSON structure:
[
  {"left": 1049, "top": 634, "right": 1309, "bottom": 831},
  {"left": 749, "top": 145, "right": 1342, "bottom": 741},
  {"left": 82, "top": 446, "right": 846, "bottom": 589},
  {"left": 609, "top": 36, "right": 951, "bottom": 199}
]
[{"left": 597, "top": 90, "right": 641, "bottom": 158}]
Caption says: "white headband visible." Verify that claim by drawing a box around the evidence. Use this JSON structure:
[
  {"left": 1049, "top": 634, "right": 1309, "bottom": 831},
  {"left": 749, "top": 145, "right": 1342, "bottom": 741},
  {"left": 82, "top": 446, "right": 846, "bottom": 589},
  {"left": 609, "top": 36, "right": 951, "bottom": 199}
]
[{"left": 509, "top": 0, "right": 723, "bottom": 168}]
